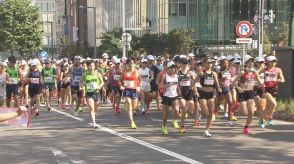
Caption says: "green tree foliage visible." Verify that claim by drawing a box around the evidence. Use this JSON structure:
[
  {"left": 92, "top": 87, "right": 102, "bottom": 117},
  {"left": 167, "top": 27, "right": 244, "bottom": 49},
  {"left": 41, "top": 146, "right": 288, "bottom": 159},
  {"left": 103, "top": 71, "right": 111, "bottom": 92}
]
[
  {"left": 0, "top": 0, "right": 43, "bottom": 55},
  {"left": 263, "top": 25, "right": 272, "bottom": 54},
  {"left": 168, "top": 29, "right": 196, "bottom": 55},
  {"left": 135, "top": 33, "right": 168, "bottom": 56},
  {"left": 98, "top": 28, "right": 123, "bottom": 56}
]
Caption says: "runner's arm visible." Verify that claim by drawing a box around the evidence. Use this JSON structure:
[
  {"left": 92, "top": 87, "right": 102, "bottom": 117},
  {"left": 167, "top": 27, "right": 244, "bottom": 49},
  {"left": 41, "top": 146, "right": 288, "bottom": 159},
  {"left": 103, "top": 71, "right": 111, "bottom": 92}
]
[
  {"left": 97, "top": 72, "right": 104, "bottom": 90},
  {"left": 277, "top": 68, "right": 285, "bottom": 83}
]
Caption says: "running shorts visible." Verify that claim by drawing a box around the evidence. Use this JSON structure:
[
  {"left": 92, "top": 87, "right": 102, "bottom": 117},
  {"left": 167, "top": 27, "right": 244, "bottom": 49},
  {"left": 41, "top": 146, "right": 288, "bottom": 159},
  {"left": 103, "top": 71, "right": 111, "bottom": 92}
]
[
  {"left": 162, "top": 96, "right": 178, "bottom": 106},
  {"left": 238, "top": 90, "right": 255, "bottom": 102}
]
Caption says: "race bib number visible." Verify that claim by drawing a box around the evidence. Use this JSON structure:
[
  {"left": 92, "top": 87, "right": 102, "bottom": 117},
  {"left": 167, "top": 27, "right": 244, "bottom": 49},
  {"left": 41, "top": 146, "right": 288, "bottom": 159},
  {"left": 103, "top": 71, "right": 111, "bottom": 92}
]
[
  {"left": 86, "top": 82, "right": 98, "bottom": 90},
  {"left": 30, "top": 78, "right": 39, "bottom": 84},
  {"left": 265, "top": 74, "right": 277, "bottom": 82},
  {"left": 204, "top": 78, "right": 214, "bottom": 86},
  {"left": 113, "top": 75, "right": 121, "bottom": 81},
  {"left": 179, "top": 80, "right": 191, "bottom": 87},
  {"left": 124, "top": 80, "right": 135, "bottom": 88},
  {"left": 244, "top": 80, "right": 255, "bottom": 87},
  {"left": 44, "top": 77, "right": 54, "bottom": 83},
  {"left": 74, "top": 76, "right": 81, "bottom": 83},
  {"left": 223, "top": 80, "right": 230, "bottom": 87},
  {"left": 10, "top": 78, "right": 18, "bottom": 84}
]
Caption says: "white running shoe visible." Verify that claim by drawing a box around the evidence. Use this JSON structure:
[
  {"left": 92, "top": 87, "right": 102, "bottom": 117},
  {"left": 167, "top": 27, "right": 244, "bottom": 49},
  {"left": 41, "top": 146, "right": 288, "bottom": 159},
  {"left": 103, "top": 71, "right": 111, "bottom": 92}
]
[
  {"left": 223, "top": 113, "right": 229, "bottom": 118},
  {"left": 204, "top": 130, "right": 212, "bottom": 137}
]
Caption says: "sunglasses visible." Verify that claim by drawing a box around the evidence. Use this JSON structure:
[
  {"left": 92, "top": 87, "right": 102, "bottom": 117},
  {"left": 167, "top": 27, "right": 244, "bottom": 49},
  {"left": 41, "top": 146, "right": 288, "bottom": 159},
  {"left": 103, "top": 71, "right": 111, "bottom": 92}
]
[{"left": 142, "top": 62, "right": 148, "bottom": 64}]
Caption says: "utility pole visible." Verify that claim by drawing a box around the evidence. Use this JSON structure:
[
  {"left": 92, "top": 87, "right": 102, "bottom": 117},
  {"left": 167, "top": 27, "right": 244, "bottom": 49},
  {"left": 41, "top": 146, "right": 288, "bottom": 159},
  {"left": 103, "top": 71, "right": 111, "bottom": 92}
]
[
  {"left": 258, "top": 0, "right": 264, "bottom": 57},
  {"left": 122, "top": 0, "right": 126, "bottom": 58}
]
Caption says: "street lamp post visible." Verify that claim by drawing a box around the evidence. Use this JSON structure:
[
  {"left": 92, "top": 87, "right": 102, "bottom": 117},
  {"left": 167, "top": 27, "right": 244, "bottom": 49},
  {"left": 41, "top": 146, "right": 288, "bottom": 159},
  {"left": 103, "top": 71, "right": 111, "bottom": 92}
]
[{"left": 80, "top": 6, "right": 96, "bottom": 58}]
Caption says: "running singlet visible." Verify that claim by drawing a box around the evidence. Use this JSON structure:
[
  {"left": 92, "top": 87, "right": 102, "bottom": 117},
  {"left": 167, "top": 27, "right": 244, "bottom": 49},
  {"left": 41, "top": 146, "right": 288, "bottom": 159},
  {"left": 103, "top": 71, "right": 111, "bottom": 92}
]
[
  {"left": 122, "top": 71, "right": 139, "bottom": 89},
  {"left": 84, "top": 70, "right": 101, "bottom": 93},
  {"left": 164, "top": 74, "right": 178, "bottom": 98},
  {"left": 178, "top": 71, "right": 192, "bottom": 89},
  {"left": 200, "top": 71, "right": 215, "bottom": 87},
  {"left": 110, "top": 68, "right": 122, "bottom": 87},
  {"left": 139, "top": 67, "right": 150, "bottom": 83},
  {"left": 240, "top": 71, "right": 257, "bottom": 88},
  {"left": 42, "top": 67, "right": 56, "bottom": 84},
  {"left": 71, "top": 67, "right": 83, "bottom": 87},
  {"left": 219, "top": 70, "right": 231, "bottom": 87},
  {"left": 6, "top": 66, "right": 19, "bottom": 85},
  {"left": 29, "top": 70, "right": 41, "bottom": 88},
  {"left": 229, "top": 66, "right": 237, "bottom": 82},
  {"left": 264, "top": 67, "right": 279, "bottom": 88}
]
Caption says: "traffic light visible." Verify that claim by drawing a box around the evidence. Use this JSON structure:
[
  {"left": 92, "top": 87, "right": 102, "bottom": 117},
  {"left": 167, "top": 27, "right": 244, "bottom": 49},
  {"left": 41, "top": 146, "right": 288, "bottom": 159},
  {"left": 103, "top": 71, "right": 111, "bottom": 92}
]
[{"left": 269, "top": 9, "right": 274, "bottom": 23}]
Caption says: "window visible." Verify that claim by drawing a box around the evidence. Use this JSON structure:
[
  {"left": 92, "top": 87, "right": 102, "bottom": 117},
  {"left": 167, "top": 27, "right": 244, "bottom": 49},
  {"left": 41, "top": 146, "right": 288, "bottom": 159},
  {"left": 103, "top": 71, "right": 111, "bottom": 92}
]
[
  {"left": 169, "top": 3, "right": 177, "bottom": 17},
  {"left": 179, "top": 3, "right": 186, "bottom": 16},
  {"left": 47, "top": 2, "right": 55, "bottom": 11}
]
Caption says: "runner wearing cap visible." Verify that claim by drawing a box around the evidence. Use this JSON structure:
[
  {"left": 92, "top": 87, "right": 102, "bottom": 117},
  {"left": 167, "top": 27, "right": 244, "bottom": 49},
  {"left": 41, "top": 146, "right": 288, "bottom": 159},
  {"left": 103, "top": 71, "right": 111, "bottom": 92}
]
[
  {"left": 5, "top": 56, "right": 20, "bottom": 108},
  {"left": 254, "top": 56, "right": 266, "bottom": 128},
  {"left": 67, "top": 56, "right": 84, "bottom": 116},
  {"left": 160, "top": 61, "right": 180, "bottom": 135},
  {"left": 19, "top": 60, "right": 29, "bottom": 106},
  {"left": 148, "top": 55, "right": 162, "bottom": 111},
  {"left": 42, "top": 59, "right": 56, "bottom": 111},
  {"left": 197, "top": 57, "right": 222, "bottom": 137},
  {"left": 60, "top": 62, "right": 71, "bottom": 109},
  {"left": 108, "top": 58, "right": 123, "bottom": 114},
  {"left": 263, "top": 55, "right": 285, "bottom": 125},
  {"left": 120, "top": 57, "right": 141, "bottom": 129},
  {"left": 138, "top": 58, "right": 152, "bottom": 114},
  {"left": 0, "top": 61, "right": 10, "bottom": 107},
  {"left": 177, "top": 58, "right": 196, "bottom": 133},
  {"left": 228, "top": 56, "right": 240, "bottom": 121},
  {"left": 231, "top": 56, "right": 262, "bottom": 134},
  {"left": 80, "top": 60, "right": 104, "bottom": 129},
  {"left": 27, "top": 59, "right": 43, "bottom": 116}
]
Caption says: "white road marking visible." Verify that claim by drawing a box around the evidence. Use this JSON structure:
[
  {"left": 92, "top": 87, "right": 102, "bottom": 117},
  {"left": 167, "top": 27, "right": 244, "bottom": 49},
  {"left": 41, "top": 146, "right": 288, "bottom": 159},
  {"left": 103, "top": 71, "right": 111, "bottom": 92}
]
[
  {"left": 51, "top": 107, "right": 203, "bottom": 164},
  {"left": 51, "top": 147, "right": 87, "bottom": 164}
]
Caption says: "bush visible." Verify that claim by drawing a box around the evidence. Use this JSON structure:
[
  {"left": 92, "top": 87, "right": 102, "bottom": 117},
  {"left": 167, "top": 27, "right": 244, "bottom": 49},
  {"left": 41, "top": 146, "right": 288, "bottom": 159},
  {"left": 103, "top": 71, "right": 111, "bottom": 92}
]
[{"left": 277, "top": 99, "right": 294, "bottom": 113}]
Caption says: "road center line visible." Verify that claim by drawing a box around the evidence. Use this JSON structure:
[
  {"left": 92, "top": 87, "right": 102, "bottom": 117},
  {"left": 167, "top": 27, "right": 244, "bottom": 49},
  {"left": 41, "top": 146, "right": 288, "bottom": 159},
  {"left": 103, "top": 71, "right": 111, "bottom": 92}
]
[{"left": 51, "top": 107, "right": 203, "bottom": 164}]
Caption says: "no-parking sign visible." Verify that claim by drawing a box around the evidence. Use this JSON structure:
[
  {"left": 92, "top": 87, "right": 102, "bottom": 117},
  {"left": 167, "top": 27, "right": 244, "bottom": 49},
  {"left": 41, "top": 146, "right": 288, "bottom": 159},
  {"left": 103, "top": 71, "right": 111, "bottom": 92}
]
[{"left": 235, "top": 21, "right": 253, "bottom": 38}]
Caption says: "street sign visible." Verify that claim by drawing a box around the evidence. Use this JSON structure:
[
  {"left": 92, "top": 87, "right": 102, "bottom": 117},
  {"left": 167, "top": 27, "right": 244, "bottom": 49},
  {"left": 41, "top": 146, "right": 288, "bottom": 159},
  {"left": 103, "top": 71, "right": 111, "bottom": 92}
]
[
  {"left": 39, "top": 51, "right": 48, "bottom": 59},
  {"left": 236, "top": 38, "right": 252, "bottom": 44},
  {"left": 122, "top": 33, "right": 132, "bottom": 43},
  {"left": 235, "top": 21, "right": 253, "bottom": 38}
]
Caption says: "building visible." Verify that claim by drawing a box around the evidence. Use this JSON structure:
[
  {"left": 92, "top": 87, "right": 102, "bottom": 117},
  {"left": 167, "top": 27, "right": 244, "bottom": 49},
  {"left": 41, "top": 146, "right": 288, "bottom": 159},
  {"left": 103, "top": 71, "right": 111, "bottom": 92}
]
[{"left": 32, "top": 0, "right": 65, "bottom": 58}]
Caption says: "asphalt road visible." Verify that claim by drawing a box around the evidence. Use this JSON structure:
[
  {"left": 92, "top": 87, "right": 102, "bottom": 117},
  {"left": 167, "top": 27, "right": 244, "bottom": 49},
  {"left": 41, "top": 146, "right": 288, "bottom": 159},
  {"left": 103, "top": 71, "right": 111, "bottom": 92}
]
[{"left": 0, "top": 101, "right": 293, "bottom": 164}]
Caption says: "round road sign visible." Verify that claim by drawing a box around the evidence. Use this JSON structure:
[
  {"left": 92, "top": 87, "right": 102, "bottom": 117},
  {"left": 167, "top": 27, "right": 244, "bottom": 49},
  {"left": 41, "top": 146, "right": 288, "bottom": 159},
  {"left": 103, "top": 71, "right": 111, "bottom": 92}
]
[{"left": 235, "top": 21, "right": 253, "bottom": 38}]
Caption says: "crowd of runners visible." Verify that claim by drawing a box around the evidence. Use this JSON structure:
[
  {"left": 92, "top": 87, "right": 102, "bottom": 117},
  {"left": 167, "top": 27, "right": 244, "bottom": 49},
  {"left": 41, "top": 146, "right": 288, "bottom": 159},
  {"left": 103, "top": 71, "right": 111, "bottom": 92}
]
[{"left": 0, "top": 52, "right": 285, "bottom": 136}]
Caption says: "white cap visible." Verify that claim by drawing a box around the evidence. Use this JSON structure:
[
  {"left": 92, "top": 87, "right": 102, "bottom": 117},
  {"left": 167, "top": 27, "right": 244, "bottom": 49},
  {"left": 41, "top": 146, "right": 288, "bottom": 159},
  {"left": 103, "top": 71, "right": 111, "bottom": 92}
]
[
  {"left": 234, "top": 53, "right": 241, "bottom": 59},
  {"left": 31, "top": 59, "right": 38, "bottom": 66},
  {"left": 245, "top": 55, "right": 253, "bottom": 63},
  {"left": 180, "top": 55, "right": 187, "bottom": 59},
  {"left": 75, "top": 56, "right": 82, "bottom": 60},
  {"left": 102, "top": 53, "right": 108, "bottom": 58},
  {"left": 114, "top": 58, "right": 120, "bottom": 64},
  {"left": 255, "top": 56, "right": 265, "bottom": 62},
  {"left": 121, "top": 57, "right": 127, "bottom": 61},
  {"left": 266, "top": 55, "right": 278, "bottom": 62},
  {"left": 141, "top": 58, "right": 148, "bottom": 63},
  {"left": 0, "top": 61, "right": 7, "bottom": 67},
  {"left": 20, "top": 60, "right": 27, "bottom": 66},
  {"left": 86, "top": 57, "right": 91, "bottom": 60},
  {"left": 188, "top": 53, "right": 195, "bottom": 57},
  {"left": 226, "top": 55, "right": 234, "bottom": 61},
  {"left": 218, "top": 56, "right": 227, "bottom": 61},
  {"left": 213, "top": 55, "right": 218, "bottom": 60},
  {"left": 233, "top": 59, "right": 241, "bottom": 63},
  {"left": 112, "top": 56, "right": 118, "bottom": 61},
  {"left": 147, "top": 55, "right": 154, "bottom": 60},
  {"left": 167, "top": 61, "right": 176, "bottom": 68}
]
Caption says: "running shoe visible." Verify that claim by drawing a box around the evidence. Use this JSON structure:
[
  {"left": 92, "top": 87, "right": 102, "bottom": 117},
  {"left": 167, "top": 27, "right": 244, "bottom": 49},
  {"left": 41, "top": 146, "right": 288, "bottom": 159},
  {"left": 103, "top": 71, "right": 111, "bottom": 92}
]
[
  {"left": 243, "top": 127, "right": 253, "bottom": 134},
  {"left": 227, "top": 121, "right": 234, "bottom": 127},
  {"left": 185, "top": 113, "right": 189, "bottom": 119},
  {"left": 223, "top": 113, "right": 229, "bottom": 118},
  {"left": 172, "top": 120, "right": 179, "bottom": 129},
  {"left": 65, "top": 102, "right": 69, "bottom": 106},
  {"left": 228, "top": 116, "right": 238, "bottom": 121},
  {"left": 193, "top": 120, "right": 200, "bottom": 127},
  {"left": 267, "top": 119, "right": 274, "bottom": 126},
  {"left": 204, "top": 130, "right": 212, "bottom": 137},
  {"left": 34, "top": 109, "right": 39, "bottom": 116},
  {"left": 259, "top": 119, "right": 265, "bottom": 128},
  {"left": 47, "top": 107, "right": 51, "bottom": 111},
  {"left": 77, "top": 107, "right": 84, "bottom": 113},
  {"left": 60, "top": 103, "right": 65, "bottom": 110},
  {"left": 93, "top": 123, "right": 98, "bottom": 129},
  {"left": 115, "top": 107, "right": 121, "bottom": 114},
  {"left": 141, "top": 108, "right": 146, "bottom": 115},
  {"left": 161, "top": 125, "right": 168, "bottom": 135},
  {"left": 131, "top": 121, "right": 137, "bottom": 129},
  {"left": 180, "top": 126, "right": 186, "bottom": 133}
]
